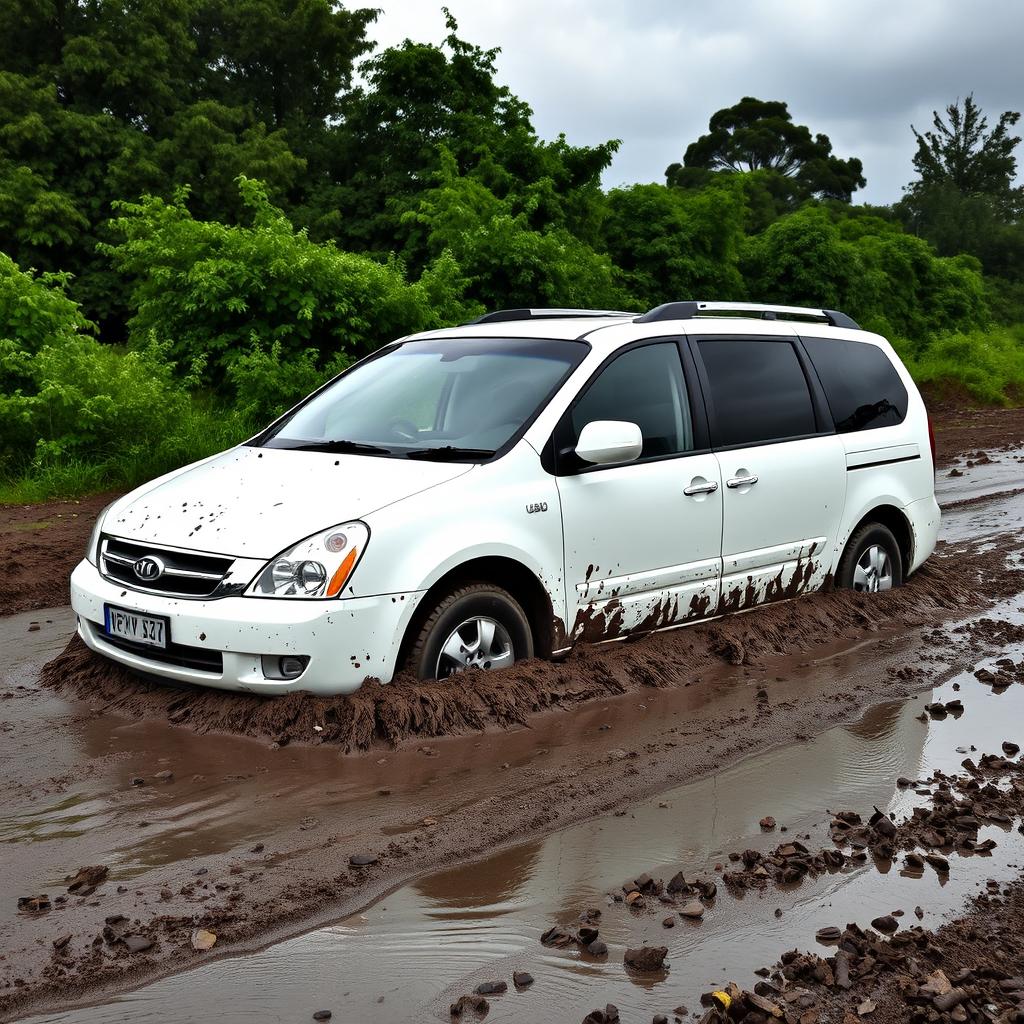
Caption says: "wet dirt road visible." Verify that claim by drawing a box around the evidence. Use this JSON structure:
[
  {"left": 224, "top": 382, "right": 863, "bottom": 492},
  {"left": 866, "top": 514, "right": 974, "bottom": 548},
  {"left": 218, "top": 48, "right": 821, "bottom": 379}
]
[{"left": 3, "top": 425, "right": 1024, "bottom": 1022}]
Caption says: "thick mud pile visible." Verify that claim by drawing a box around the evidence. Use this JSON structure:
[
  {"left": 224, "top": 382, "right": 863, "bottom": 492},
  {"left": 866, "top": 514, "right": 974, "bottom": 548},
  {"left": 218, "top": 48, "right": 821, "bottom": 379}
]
[{"left": 40, "top": 543, "right": 1023, "bottom": 752}]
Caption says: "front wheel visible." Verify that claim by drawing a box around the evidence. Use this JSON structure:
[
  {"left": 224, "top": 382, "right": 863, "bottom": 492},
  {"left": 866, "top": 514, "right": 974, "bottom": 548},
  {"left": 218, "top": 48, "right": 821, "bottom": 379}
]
[
  {"left": 836, "top": 522, "right": 903, "bottom": 593},
  {"left": 406, "top": 583, "right": 534, "bottom": 680}
]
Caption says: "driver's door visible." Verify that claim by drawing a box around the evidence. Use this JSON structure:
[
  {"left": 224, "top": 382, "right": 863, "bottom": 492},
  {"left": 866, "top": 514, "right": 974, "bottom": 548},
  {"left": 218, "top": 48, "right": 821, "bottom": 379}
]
[{"left": 553, "top": 340, "right": 723, "bottom": 643}]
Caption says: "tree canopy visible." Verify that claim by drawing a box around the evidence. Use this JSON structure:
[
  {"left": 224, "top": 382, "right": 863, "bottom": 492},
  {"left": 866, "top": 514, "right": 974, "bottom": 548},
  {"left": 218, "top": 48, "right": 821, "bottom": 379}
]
[{"left": 669, "top": 96, "right": 866, "bottom": 203}]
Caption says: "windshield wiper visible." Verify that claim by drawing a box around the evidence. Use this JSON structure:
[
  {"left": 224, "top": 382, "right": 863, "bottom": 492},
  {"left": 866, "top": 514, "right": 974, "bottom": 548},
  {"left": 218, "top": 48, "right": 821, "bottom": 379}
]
[
  {"left": 404, "top": 446, "right": 495, "bottom": 462},
  {"left": 287, "top": 439, "right": 393, "bottom": 455}
]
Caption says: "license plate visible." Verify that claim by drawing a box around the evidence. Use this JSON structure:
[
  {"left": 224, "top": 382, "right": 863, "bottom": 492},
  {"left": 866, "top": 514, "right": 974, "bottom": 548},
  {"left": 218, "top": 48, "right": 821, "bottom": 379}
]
[{"left": 104, "top": 605, "right": 169, "bottom": 649}]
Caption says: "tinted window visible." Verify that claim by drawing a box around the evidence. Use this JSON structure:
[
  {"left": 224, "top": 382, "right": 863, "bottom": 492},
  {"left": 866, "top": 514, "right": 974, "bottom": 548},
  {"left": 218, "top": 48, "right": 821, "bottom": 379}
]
[
  {"left": 698, "top": 339, "right": 817, "bottom": 447},
  {"left": 803, "top": 336, "right": 908, "bottom": 433},
  {"left": 571, "top": 343, "right": 693, "bottom": 459}
]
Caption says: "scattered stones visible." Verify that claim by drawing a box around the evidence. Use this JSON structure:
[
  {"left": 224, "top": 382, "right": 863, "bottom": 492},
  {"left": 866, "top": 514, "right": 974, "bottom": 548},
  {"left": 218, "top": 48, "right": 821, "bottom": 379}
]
[
  {"left": 582, "top": 1004, "right": 619, "bottom": 1024},
  {"left": 513, "top": 971, "right": 534, "bottom": 989},
  {"left": 122, "top": 934, "right": 154, "bottom": 954},
  {"left": 17, "top": 895, "right": 51, "bottom": 913},
  {"left": 349, "top": 854, "right": 379, "bottom": 867},
  {"left": 450, "top": 994, "right": 489, "bottom": 1018},
  {"left": 312, "top": 1011, "right": 332, "bottom": 1021},
  {"left": 474, "top": 981, "right": 507, "bottom": 995},
  {"left": 191, "top": 928, "right": 217, "bottom": 951},
  {"left": 624, "top": 946, "right": 667, "bottom": 971},
  {"left": 679, "top": 900, "right": 705, "bottom": 919},
  {"left": 870, "top": 915, "right": 899, "bottom": 934},
  {"left": 760, "top": 816, "right": 777, "bottom": 831},
  {"left": 65, "top": 865, "right": 108, "bottom": 896}
]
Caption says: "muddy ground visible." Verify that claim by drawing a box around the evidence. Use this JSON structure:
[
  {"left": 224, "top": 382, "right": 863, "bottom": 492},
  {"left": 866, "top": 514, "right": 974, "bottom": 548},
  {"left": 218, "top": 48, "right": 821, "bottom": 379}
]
[{"left": 2, "top": 406, "right": 1024, "bottom": 1022}]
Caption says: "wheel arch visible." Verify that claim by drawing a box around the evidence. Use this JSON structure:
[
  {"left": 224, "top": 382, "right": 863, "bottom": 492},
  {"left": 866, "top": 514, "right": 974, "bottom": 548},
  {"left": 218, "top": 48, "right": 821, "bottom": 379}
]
[
  {"left": 839, "top": 503, "right": 914, "bottom": 578},
  {"left": 397, "top": 555, "right": 556, "bottom": 669}
]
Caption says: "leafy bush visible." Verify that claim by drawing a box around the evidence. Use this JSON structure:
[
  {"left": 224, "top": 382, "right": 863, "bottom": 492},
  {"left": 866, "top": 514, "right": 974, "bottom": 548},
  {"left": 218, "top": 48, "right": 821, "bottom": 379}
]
[
  {"left": 741, "top": 207, "right": 990, "bottom": 340},
  {"left": 227, "top": 341, "right": 349, "bottom": 425},
  {"left": 892, "top": 325, "right": 1024, "bottom": 405},
  {"left": 103, "top": 176, "right": 478, "bottom": 383}
]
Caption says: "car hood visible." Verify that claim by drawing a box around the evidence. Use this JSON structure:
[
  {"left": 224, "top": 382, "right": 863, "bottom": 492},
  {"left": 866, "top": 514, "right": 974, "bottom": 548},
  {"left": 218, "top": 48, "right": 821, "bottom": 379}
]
[{"left": 103, "top": 446, "right": 474, "bottom": 558}]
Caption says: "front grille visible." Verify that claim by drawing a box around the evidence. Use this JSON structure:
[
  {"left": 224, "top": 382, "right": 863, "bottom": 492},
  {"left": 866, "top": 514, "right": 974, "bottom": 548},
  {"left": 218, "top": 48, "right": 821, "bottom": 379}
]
[
  {"left": 100, "top": 536, "right": 233, "bottom": 599},
  {"left": 95, "top": 623, "right": 224, "bottom": 674}
]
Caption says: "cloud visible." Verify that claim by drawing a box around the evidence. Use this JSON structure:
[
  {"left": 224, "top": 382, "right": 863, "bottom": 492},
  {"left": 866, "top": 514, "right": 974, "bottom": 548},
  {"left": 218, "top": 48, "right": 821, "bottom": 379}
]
[{"left": 367, "top": 0, "right": 1024, "bottom": 204}]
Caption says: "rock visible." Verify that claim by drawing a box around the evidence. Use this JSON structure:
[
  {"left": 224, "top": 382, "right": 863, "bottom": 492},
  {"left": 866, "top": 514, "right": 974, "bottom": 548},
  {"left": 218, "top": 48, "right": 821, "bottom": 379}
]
[
  {"left": 869, "top": 808, "right": 897, "bottom": 838},
  {"left": 474, "top": 981, "right": 507, "bottom": 995},
  {"left": 760, "top": 816, "right": 777, "bottom": 830},
  {"left": 349, "top": 853, "right": 378, "bottom": 867},
  {"left": 52, "top": 934, "right": 72, "bottom": 950},
  {"left": 653, "top": 1017, "right": 668, "bottom": 1024},
  {"left": 857, "top": 997, "right": 876, "bottom": 1016},
  {"left": 191, "top": 928, "right": 217, "bottom": 951},
  {"left": 65, "top": 865, "right": 108, "bottom": 895},
  {"left": 871, "top": 915, "right": 899, "bottom": 934},
  {"left": 666, "top": 871, "right": 688, "bottom": 893},
  {"left": 624, "top": 946, "right": 667, "bottom": 971},
  {"left": 17, "top": 895, "right": 51, "bottom": 912},
  {"left": 513, "top": 972, "right": 534, "bottom": 989},
  {"left": 154, "top": 770, "right": 174, "bottom": 781},
  {"left": 540, "top": 925, "right": 575, "bottom": 947},
  {"left": 924, "top": 854, "right": 950, "bottom": 873},
  {"left": 450, "top": 994, "right": 489, "bottom": 1017},
  {"left": 586, "top": 939, "right": 608, "bottom": 956},
  {"left": 680, "top": 900, "right": 705, "bottom": 919},
  {"left": 624, "top": 891, "right": 643, "bottom": 906},
  {"left": 312, "top": 1012, "right": 332, "bottom": 1021},
  {"left": 582, "top": 1005, "right": 619, "bottom": 1024},
  {"left": 250, "top": 843, "right": 265, "bottom": 854},
  {"left": 130, "top": 776, "right": 145, "bottom": 786},
  {"left": 662, "top": 915, "right": 675, "bottom": 928},
  {"left": 1003, "top": 741, "right": 1020, "bottom": 757},
  {"left": 815, "top": 926, "right": 841, "bottom": 943},
  {"left": 578, "top": 926, "right": 599, "bottom": 944},
  {"left": 123, "top": 934, "right": 154, "bottom": 953}
]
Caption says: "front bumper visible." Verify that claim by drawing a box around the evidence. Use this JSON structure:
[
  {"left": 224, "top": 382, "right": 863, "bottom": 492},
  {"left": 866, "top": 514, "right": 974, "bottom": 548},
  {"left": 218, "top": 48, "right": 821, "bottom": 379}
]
[{"left": 70, "top": 559, "right": 423, "bottom": 695}]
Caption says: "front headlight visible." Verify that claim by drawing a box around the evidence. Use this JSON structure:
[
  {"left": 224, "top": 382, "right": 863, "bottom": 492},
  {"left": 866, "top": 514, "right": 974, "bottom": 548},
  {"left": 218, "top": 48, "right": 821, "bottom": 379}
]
[
  {"left": 85, "top": 502, "right": 114, "bottom": 565},
  {"left": 245, "top": 522, "right": 370, "bottom": 599}
]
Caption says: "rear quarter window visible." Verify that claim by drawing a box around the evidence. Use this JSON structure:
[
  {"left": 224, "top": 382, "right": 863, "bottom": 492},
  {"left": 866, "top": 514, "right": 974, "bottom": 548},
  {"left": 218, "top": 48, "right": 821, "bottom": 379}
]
[{"left": 802, "top": 336, "right": 908, "bottom": 433}]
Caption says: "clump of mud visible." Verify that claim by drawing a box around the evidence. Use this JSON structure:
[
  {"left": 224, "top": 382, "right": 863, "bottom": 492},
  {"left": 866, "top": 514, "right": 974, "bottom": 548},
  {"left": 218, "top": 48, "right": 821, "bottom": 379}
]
[{"left": 40, "top": 550, "right": 1021, "bottom": 752}]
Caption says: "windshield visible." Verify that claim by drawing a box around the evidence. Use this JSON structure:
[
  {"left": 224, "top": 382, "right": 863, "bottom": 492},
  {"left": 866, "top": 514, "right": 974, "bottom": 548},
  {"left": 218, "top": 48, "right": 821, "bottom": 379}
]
[{"left": 255, "top": 337, "right": 587, "bottom": 461}]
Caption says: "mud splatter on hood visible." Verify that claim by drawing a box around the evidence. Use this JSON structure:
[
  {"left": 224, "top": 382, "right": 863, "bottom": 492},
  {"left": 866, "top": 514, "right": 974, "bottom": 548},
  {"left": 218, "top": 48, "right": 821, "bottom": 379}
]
[{"left": 103, "top": 447, "right": 474, "bottom": 558}]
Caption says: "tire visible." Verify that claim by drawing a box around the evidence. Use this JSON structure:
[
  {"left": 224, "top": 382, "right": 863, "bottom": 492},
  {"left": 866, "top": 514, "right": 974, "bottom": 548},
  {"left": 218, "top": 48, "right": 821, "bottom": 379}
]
[
  {"left": 836, "top": 522, "right": 904, "bottom": 593},
  {"left": 406, "top": 583, "right": 534, "bottom": 680}
]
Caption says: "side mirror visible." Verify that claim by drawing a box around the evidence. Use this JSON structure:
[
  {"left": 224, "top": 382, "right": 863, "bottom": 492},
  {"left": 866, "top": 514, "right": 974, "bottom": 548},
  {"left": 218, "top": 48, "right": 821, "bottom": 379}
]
[{"left": 575, "top": 420, "right": 643, "bottom": 466}]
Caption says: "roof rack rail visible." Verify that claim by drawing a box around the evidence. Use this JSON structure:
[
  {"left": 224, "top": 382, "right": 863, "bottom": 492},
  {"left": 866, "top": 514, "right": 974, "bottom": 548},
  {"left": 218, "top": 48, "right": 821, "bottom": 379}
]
[
  {"left": 634, "top": 301, "right": 860, "bottom": 330},
  {"left": 467, "top": 307, "right": 636, "bottom": 325}
]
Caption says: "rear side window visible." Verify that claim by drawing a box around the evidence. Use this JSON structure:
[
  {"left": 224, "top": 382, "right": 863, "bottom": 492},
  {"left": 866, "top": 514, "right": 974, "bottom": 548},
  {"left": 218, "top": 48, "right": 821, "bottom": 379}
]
[
  {"left": 802, "top": 337, "right": 908, "bottom": 433},
  {"left": 698, "top": 339, "right": 817, "bottom": 447}
]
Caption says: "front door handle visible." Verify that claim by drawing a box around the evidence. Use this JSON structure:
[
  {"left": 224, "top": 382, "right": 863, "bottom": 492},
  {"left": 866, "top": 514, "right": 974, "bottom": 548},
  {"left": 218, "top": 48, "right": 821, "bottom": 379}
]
[
  {"left": 726, "top": 474, "right": 758, "bottom": 489},
  {"left": 684, "top": 479, "right": 719, "bottom": 496}
]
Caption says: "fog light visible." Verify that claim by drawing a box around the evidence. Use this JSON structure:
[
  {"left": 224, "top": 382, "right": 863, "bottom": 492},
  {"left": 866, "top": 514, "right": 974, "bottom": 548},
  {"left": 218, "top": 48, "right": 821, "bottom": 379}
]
[{"left": 261, "top": 654, "right": 310, "bottom": 681}]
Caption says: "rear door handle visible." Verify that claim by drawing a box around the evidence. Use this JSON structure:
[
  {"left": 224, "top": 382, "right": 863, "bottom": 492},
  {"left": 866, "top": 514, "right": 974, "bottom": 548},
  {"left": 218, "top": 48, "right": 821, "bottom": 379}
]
[
  {"left": 684, "top": 480, "right": 719, "bottom": 496},
  {"left": 726, "top": 474, "right": 758, "bottom": 488}
]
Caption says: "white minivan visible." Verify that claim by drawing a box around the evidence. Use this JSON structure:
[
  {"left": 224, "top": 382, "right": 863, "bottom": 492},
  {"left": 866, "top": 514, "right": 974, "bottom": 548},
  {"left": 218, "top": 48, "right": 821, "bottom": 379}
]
[{"left": 71, "top": 301, "right": 940, "bottom": 695}]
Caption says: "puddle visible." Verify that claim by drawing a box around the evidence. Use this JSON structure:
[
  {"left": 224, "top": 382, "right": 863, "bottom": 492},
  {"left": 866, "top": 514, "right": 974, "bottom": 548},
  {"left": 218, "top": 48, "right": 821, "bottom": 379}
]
[
  {"left": 0, "top": 607, "right": 75, "bottom": 672},
  {"left": 26, "top": 638, "right": 1024, "bottom": 1024},
  {"left": 935, "top": 446, "right": 1024, "bottom": 504}
]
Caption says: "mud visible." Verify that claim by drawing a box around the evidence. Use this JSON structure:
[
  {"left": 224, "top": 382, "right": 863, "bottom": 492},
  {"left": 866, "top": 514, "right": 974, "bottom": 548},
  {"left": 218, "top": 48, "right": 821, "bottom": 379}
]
[
  {"left": 4, "top": 406, "right": 1024, "bottom": 1020},
  {"left": 19, "top": 640, "right": 1024, "bottom": 1024},
  {"left": 39, "top": 537, "right": 1022, "bottom": 753}
]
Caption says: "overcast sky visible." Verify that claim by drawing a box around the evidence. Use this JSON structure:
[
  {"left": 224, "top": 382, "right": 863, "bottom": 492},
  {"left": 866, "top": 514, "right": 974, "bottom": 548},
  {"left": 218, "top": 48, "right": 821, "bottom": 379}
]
[{"left": 367, "top": 0, "right": 1024, "bottom": 206}]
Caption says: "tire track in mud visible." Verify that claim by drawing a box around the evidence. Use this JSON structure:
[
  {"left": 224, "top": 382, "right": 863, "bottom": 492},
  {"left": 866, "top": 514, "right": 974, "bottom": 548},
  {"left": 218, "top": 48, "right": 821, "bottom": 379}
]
[{"left": 40, "top": 539, "right": 1024, "bottom": 753}]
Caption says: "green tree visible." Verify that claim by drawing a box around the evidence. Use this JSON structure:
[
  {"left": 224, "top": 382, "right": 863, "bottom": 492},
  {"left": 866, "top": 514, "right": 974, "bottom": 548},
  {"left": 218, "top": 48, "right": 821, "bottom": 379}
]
[
  {"left": 102, "top": 176, "right": 478, "bottom": 380},
  {"left": 601, "top": 182, "right": 746, "bottom": 305},
  {"left": 669, "top": 97, "right": 865, "bottom": 203},
  {"left": 908, "top": 95, "right": 1022, "bottom": 215}
]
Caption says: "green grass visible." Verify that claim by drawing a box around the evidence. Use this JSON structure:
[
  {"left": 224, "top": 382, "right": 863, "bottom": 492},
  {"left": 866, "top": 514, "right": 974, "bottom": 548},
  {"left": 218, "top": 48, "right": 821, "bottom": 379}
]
[{"left": 0, "top": 405, "right": 254, "bottom": 505}]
